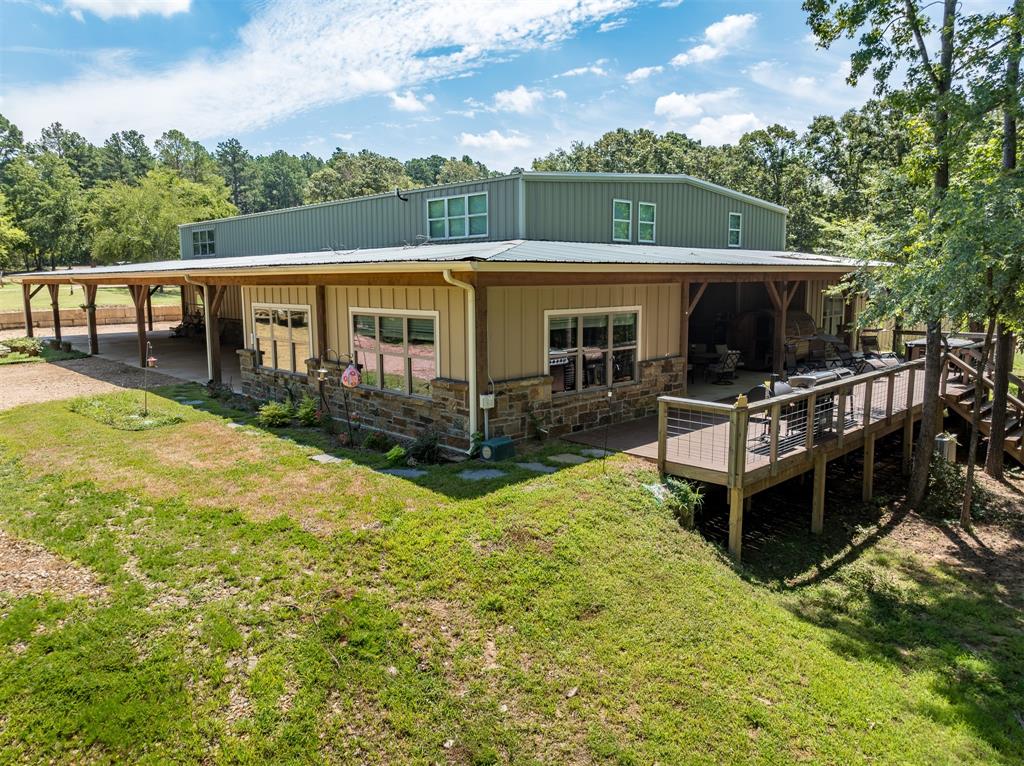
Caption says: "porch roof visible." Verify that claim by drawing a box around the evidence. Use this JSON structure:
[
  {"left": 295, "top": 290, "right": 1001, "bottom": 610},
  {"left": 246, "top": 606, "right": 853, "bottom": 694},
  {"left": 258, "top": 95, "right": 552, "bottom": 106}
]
[{"left": 11, "top": 239, "right": 858, "bottom": 283}]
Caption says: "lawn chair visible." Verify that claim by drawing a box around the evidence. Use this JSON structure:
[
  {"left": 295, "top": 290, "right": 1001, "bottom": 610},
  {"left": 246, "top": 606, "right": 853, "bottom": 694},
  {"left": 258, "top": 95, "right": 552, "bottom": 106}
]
[
  {"left": 820, "top": 334, "right": 865, "bottom": 373},
  {"left": 707, "top": 349, "right": 742, "bottom": 384},
  {"left": 860, "top": 330, "right": 881, "bottom": 356}
]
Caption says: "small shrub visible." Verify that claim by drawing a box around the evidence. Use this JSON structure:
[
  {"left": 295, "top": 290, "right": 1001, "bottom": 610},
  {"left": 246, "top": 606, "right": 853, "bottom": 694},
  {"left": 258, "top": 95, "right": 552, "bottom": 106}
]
[
  {"left": 663, "top": 477, "right": 704, "bottom": 529},
  {"left": 925, "top": 458, "right": 991, "bottom": 521},
  {"left": 256, "top": 400, "right": 294, "bottom": 428},
  {"left": 362, "top": 431, "right": 394, "bottom": 452},
  {"left": 5, "top": 337, "right": 42, "bottom": 356},
  {"left": 68, "top": 393, "right": 184, "bottom": 431},
  {"left": 385, "top": 444, "right": 407, "bottom": 465},
  {"left": 295, "top": 395, "right": 321, "bottom": 427},
  {"left": 409, "top": 430, "right": 442, "bottom": 464}
]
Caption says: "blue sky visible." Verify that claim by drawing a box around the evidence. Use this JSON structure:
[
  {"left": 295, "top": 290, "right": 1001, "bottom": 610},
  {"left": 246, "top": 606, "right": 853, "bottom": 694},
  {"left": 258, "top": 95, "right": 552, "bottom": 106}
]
[{"left": 1, "top": 0, "right": 883, "bottom": 170}]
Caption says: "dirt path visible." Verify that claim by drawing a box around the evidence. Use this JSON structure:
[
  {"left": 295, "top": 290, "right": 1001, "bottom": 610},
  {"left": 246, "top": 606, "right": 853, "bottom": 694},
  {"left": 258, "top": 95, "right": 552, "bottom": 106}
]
[{"left": 0, "top": 356, "right": 183, "bottom": 411}]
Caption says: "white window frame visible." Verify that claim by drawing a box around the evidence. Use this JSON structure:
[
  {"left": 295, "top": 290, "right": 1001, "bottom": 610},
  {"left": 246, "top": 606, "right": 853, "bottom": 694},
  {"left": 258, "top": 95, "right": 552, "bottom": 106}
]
[
  {"left": 192, "top": 228, "right": 215, "bottom": 257},
  {"left": 543, "top": 305, "right": 642, "bottom": 395},
  {"left": 251, "top": 301, "right": 312, "bottom": 374},
  {"left": 728, "top": 212, "right": 743, "bottom": 248},
  {"left": 638, "top": 201, "right": 656, "bottom": 244},
  {"left": 426, "top": 191, "right": 489, "bottom": 240},
  {"left": 612, "top": 198, "right": 632, "bottom": 242},
  {"left": 822, "top": 294, "right": 845, "bottom": 337},
  {"left": 348, "top": 307, "right": 441, "bottom": 399}
]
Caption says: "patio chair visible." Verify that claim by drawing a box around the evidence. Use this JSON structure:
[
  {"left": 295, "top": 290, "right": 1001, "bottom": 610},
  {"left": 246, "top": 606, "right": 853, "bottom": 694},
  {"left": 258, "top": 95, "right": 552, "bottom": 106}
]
[
  {"left": 707, "top": 350, "right": 742, "bottom": 384},
  {"left": 860, "top": 330, "right": 881, "bottom": 356}
]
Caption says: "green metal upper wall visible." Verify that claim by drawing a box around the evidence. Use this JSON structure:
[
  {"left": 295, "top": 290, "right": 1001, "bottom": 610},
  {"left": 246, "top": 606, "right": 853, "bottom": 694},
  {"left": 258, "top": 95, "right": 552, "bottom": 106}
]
[{"left": 178, "top": 172, "right": 786, "bottom": 259}]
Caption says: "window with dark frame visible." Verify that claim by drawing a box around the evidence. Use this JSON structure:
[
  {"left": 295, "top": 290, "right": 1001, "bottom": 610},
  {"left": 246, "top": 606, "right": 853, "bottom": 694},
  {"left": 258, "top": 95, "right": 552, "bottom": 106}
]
[
  {"left": 548, "top": 311, "right": 638, "bottom": 394},
  {"left": 192, "top": 229, "right": 215, "bottom": 256},
  {"left": 352, "top": 313, "right": 437, "bottom": 397}
]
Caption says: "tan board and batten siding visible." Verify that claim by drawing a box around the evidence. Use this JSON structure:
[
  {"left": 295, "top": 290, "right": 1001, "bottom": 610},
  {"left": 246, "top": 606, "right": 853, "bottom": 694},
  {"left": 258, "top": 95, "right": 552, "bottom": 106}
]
[
  {"left": 183, "top": 284, "right": 243, "bottom": 320},
  {"left": 524, "top": 180, "right": 786, "bottom": 250},
  {"left": 180, "top": 177, "right": 522, "bottom": 259},
  {"left": 487, "top": 283, "right": 681, "bottom": 381}
]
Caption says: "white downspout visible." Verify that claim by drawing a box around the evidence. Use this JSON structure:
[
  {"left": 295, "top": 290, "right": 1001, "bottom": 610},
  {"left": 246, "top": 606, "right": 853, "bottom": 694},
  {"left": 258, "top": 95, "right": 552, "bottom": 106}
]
[
  {"left": 442, "top": 269, "right": 478, "bottom": 445},
  {"left": 184, "top": 275, "right": 214, "bottom": 381}
]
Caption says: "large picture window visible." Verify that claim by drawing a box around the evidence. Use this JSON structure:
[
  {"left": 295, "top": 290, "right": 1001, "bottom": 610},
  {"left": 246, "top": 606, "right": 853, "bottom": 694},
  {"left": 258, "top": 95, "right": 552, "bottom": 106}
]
[
  {"left": 192, "top": 229, "right": 215, "bottom": 256},
  {"left": 547, "top": 309, "right": 639, "bottom": 394},
  {"left": 252, "top": 304, "right": 311, "bottom": 373},
  {"left": 427, "top": 192, "right": 488, "bottom": 240},
  {"left": 352, "top": 311, "right": 438, "bottom": 397}
]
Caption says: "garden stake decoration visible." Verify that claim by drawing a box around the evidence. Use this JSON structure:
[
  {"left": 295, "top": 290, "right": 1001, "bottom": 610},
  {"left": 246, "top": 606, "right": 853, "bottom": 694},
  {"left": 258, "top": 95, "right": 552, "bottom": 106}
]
[{"left": 144, "top": 341, "right": 157, "bottom": 416}]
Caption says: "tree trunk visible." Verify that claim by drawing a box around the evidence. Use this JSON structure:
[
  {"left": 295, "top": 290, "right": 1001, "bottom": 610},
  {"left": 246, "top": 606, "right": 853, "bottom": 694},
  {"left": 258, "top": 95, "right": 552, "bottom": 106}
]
[
  {"left": 986, "top": 0, "right": 1021, "bottom": 479},
  {"left": 963, "top": 318, "right": 996, "bottom": 527},
  {"left": 909, "top": 320, "right": 943, "bottom": 508}
]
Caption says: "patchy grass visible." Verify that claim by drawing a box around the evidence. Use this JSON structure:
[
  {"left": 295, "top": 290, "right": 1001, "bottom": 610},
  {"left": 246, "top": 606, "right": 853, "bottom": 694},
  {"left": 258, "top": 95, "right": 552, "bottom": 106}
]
[
  {"left": 0, "top": 385, "right": 1021, "bottom": 764},
  {"left": 68, "top": 392, "right": 185, "bottom": 431}
]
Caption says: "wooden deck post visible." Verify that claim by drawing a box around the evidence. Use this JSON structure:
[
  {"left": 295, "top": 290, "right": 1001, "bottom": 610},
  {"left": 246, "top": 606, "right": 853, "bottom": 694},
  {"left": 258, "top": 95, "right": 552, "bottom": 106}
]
[
  {"left": 657, "top": 399, "right": 667, "bottom": 475},
  {"left": 46, "top": 284, "right": 62, "bottom": 343},
  {"left": 902, "top": 416, "right": 914, "bottom": 476},
  {"left": 22, "top": 283, "right": 34, "bottom": 337},
  {"left": 203, "top": 284, "right": 226, "bottom": 384},
  {"left": 862, "top": 433, "right": 876, "bottom": 502},
  {"left": 84, "top": 284, "right": 99, "bottom": 355},
  {"left": 811, "top": 451, "right": 826, "bottom": 534},
  {"left": 128, "top": 284, "right": 147, "bottom": 367},
  {"left": 728, "top": 487, "right": 744, "bottom": 562}
]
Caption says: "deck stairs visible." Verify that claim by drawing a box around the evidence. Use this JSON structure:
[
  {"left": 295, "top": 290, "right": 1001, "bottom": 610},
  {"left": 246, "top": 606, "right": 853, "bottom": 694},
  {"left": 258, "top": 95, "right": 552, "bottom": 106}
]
[{"left": 942, "top": 355, "right": 1024, "bottom": 465}]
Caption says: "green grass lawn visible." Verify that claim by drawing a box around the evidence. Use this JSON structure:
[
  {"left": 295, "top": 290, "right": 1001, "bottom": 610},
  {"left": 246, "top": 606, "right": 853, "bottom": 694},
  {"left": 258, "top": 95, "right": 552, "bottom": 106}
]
[
  {"left": 0, "top": 281, "right": 181, "bottom": 312},
  {"left": 0, "top": 386, "right": 1021, "bottom": 764}
]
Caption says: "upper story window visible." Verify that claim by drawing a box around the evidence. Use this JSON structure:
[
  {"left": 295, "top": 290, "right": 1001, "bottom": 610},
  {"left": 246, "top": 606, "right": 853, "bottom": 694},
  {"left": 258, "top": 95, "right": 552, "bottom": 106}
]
[
  {"left": 252, "top": 304, "right": 311, "bottom": 374},
  {"left": 547, "top": 309, "right": 639, "bottom": 394},
  {"left": 427, "top": 192, "right": 488, "bottom": 240},
  {"left": 638, "top": 202, "right": 656, "bottom": 244},
  {"left": 192, "top": 228, "right": 215, "bottom": 256},
  {"left": 352, "top": 310, "right": 438, "bottom": 397},
  {"left": 612, "top": 199, "right": 632, "bottom": 242},
  {"left": 728, "top": 212, "right": 742, "bottom": 248}
]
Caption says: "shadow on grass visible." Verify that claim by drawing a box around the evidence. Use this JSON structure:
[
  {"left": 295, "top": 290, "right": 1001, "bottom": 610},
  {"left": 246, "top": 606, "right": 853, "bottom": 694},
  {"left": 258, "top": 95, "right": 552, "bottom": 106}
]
[
  {"left": 696, "top": 435, "right": 1024, "bottom": 762},
  {"left": 152, "top": 382, "right": 612, "bottom": 502}
]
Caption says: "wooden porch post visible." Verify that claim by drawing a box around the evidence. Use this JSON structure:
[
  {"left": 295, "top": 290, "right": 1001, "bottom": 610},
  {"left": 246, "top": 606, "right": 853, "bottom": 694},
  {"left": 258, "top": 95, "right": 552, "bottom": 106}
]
[
  {"left": 680, "top": 280, "right": 708, "bottom": 394},
  {"left": 811, "top": 451, "right": 826, "bottom": 534},
  {"left": 314, "top": 285, "right": 328, "bottom": 361},
  {"left": 146, "top": 286, "right": 157, "bottom": 331},
  {"left": 84, "top": 284, "right": 99, "bottom": 355},
  {"left": 203, "top": 284, "right": 226, "bottom": 384},
  {"left": 728, "top": 487, "right": 744, "bottom": 561},
  {"left": 22, "top": 283, "right": 34, "bottom": 338},
  {"left": 766, "top": 280, "right": 796, "bottom": 376},
  {"left": 862, "top": 433, "right": 876, "bottom": 502},
  {"left": 128, "top": 284, "right": 147, "bottom": 367},
  {"left": 475, "top": 279, "right": 489, "bottom": 402},
  {"left": 902, "top": 416, "right": 914, "bottom": 476},
  {"left": 47, "top": 284, "right": 62, "bottom": 343}
]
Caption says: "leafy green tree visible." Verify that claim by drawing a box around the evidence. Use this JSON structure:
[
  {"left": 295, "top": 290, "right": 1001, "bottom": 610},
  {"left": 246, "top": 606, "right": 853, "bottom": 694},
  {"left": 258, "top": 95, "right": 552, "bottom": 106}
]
[
  {"left": 404, "top": 154, "right": 447, "bottom": 186},
  {"left": 215, "top": 138, "right": 257, "bottom": 211},
  {"left": 33, "top": 122, "right": 101, "bottom": 187},
  {"left": 88, "top": 168, "right": 236, "bottom": 264},
  {"left": 299, "top": 152, "right": 324, "bottom": 178},
  {"left": 304, "top": 149, "right": 417, "bottom": 203},
  {"left": 0, "top": 114, "right": 25, "bottom": 170},
  {"left": 100, "top": 130, "right": 154, "bottom": 185},
  {"left": 253, "top": 150, "right": 306, "bottom": 210},
  {"left": 436, "top": 156, "right": 494, "bottom": 184},
  {"left": 155, "top": 129, "right": 220, "bottom": 184},
  {"left": 0, "top": 190, "right": 28, "bottom": 272},
  {"left": 3, "top": 153, "right": 87, "bottom": 270}
]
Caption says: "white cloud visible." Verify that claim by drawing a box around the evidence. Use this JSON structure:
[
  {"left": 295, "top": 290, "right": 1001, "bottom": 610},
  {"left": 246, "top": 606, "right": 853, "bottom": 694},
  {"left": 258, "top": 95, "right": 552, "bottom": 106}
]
[
  {"left": 748, "top": 61, "right": 816, "bottom": 93},
  {"left": 671, "top": 13, "right": 756, "bottom": 66},
  {"left": 557, "top": 59, "right": 609, "bottom": 77},
  {"left": 598, "top": 18, "right": 626, "bottom": 33},
  {"left": 658, "top": 0, "right": 683, "bottom": 7},
  {"left": 493, "top": 85, "right": 545, "bottom": 113},
  {"left": 459, "top": 129, "right": 530, "bottom": 150},
  {"left": 4, "top": 0, "right": 636, "bottom": 142},
  {"left": 654, "top": 88, "right": 738, "bottom": 121},
  {"left": 685, "top": 113, "right": 764, "bottom": 145},
  {"left": 389, "top": 89, "right": 434, "bottom": 112},
  {"left": 625, "top": 65, "right": 663, "bottom": 83},
  {"left": 63, "top": 0, "right": 191, "bottom": 20}
]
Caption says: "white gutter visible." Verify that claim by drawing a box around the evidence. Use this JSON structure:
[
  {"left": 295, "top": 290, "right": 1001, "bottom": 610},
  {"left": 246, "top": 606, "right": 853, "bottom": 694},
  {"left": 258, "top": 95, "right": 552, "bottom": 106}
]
[
  {"left": 442, "top": 269, "right": 478, "bottom": 445},
  {"left": 185, "top": 275, "right": 215, "bottom": 381}
]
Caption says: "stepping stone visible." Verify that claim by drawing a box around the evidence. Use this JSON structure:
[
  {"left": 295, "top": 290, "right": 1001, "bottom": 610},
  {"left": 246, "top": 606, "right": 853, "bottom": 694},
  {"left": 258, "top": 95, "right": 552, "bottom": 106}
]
[
  {"left": 548, "top": 453, "right": 590, "bottom": 465},
  {"left": 516, "top": 462, "right": 557, "bottom": 474},
  {"left": 580, "top": 448, "right": 612, "bottom": 458},
  {"left": 181, "top": 400, "right": 205, "bottom": 405},
  {"left": 309, "top": 453, "right": 343, "bottom": 464},
  {"left": 644, "top": 482, "right": 671, "bottom": 503},
  {"left": 458, "top": 468, "right": 507, "bottom": 481},
  {"left": 226, "top": 422, "right": 245, "bottom": 429},
  {"left": 381, "top": 467, "right": 427, "bottom": 478}
]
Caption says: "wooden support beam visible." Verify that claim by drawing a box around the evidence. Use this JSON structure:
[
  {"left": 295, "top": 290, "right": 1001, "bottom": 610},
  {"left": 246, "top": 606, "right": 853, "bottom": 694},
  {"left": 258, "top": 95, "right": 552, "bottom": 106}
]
[
  {"left": 475, "top": 282, "right": 489, "bottom": 399},
  {"left": 811, "top": 452, "right": 826, "bottom": 534},
  {"left": 689, "top": 281, "right": 708, "bottom": 312},
  {"left": 204, "top": 284, "right": 226, "bottom": 384},
  {"left": 146, "top": 286, "right": 160, "bottom": 331},
  {"left": 902, "top": 416, "right": 914, "bottom": 476},
  {"left": 785, "top": 281, "right": 800, "bottom": 309},
  {"left": 728, "top": 486, "right": 744, "bottom": 562},
  {"left": 128, "top": 284, "right": 147, "bottom": 368},
  {"left": 46, "top": 284, "right": 62, "bottom": 343},
  {"left": 315, "top": 285, "right": 328, "bottom": 361},
  {"left": 680, "top": 278, "right": 690, "bottom": 393},
  {"left": 862, "top": 433, "right": 876, "bottom": 502},
  {"left": 22, "top": 283, "right": 33, "bottom": 338},
  {"left": 84, "top": 284, "right": 99, "bottom": 355},
  {"left": 657, "top": 400, "right": 667, "bottom": 475}
]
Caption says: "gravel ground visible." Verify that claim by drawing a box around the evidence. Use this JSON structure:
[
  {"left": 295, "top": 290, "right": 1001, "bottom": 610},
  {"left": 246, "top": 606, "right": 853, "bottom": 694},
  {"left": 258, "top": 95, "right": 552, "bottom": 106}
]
[{"left": 0, "top": 355, "right": 182, "bottom": 411}]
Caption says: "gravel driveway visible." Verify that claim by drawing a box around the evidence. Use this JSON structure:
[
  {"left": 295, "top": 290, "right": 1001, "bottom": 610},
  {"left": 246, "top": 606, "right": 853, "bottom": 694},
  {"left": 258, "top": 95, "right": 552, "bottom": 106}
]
[{"left": 0, "top": 356, "right": 183, "bottom": 411}]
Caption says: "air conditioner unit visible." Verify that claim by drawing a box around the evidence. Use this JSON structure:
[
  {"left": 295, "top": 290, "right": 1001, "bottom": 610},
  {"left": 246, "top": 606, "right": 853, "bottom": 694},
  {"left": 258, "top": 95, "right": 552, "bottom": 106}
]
[{"left": 479, "top": 435, "right": 514, "bottom": 461}]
